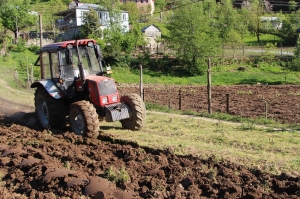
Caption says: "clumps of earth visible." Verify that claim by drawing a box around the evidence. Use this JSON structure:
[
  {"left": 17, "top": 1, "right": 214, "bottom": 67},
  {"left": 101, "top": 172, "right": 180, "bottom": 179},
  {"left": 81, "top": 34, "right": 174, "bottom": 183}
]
[{"left": 0, "top": 118, "right": 299, "bottom": 199}]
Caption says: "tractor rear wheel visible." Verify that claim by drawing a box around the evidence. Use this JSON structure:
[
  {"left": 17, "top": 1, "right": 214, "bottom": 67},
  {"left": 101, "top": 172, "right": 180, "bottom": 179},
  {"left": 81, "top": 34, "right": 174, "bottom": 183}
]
[
  {"left": 69, "top": 101, "right": 99, "bottom": 138},
  {"left": 35, "top": 87, "right": 66, "bottom": 129},
  {"left": 120, "top": 94, "right": 146, "bottom": 130}
]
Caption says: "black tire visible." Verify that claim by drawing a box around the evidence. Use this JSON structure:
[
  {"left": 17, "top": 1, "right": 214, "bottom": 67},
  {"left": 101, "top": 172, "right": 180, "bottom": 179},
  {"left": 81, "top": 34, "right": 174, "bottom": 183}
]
[
  {"left": 69, "top": 101, "right": 99, "bottom": 138},
  {"left": 35, "top": 87, "right": 66, "bottom": 129},
  {"left": 120, "top": 94, "right": 146, "bottom": 130}
]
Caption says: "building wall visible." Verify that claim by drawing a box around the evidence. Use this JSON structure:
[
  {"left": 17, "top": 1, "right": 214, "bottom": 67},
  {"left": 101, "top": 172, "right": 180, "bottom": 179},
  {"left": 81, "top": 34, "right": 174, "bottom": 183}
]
[
  {"left": 120, "top": 0, "right": 155, "bottom": 14},
  {"left": 143, "top": 25, "right": 161, "bottom": 38}
]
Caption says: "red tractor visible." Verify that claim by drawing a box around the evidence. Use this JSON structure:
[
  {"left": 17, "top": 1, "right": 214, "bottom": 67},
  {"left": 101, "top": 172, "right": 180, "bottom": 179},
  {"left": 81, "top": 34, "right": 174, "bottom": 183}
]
[{"left": 31, "top": 39, "right": 146, "bottom": 138}]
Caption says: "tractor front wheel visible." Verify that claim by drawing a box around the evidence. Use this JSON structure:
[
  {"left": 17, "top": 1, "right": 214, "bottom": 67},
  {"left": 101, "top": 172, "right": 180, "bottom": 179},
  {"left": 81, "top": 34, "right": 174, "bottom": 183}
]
[
  {"left": 35, "top": 87, "right": 66, "bottom": 129},
  {"left": 120, "top": 94, "right": 146, "bottom": 130},
  {"left": 69, "top": 101, "right": 99, "bottom": 138}
]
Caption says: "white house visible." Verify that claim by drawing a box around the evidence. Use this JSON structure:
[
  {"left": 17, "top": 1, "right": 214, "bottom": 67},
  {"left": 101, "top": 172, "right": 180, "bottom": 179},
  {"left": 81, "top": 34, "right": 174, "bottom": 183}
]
[
  {"left": 141, "top": 24, "right": 161, "bottom": 38},
  {"left": 54, "top": 1, "right": 129, "bottom": 41},
  {"left": 260, "top": 17, "right": 282, "bottom": 30}
]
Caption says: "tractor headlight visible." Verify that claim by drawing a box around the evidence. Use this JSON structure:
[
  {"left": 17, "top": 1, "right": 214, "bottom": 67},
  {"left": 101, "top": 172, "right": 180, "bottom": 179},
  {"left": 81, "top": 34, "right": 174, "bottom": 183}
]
[
  {"left": 102, "top": 97, "right": 108, "bottom": 104},
  {"left": 112, "top": 95, "right": 118, "bottom": 102}
]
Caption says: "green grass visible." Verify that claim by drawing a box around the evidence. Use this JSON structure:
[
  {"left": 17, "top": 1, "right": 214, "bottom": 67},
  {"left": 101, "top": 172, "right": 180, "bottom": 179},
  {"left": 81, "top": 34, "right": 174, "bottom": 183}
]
[
  {"left": 111, "top": 66, "right": 300, "bottom": 85},
  {"left": 101, "top": 112, "right": 300, "bottom": 175},
  {"left": 243, "top": 33, "right": 283, "bottom": 46}
]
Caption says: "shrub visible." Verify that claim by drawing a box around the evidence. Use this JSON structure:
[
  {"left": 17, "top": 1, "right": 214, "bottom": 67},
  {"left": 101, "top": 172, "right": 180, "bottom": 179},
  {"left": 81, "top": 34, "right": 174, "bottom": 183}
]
[
  {"left": 28, "top": 44, "right": 40, "bottom": 53},
  {"left": 104, "top": 166, "right": 131, "bottom": 183}
]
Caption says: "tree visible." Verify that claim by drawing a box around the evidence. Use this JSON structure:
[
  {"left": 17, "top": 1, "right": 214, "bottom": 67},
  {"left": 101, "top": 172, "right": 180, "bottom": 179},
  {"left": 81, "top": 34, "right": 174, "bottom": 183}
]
[
  {"left": 155, "top": 0, "right": 167, "bottom": 21},
  {"left": 120, "top": 2, "right": 140, "bottom": 24},
  {"left": 288, "top": 0, "right": 297, "bottom": 12},
  {"left": 0, "top": 0, "right": 37, "bottom": 40},
  {"left": 32, "top": 0, "right": 67, "bottom": 32},
  {"left": 245, "top": 0, "right": 273, "bottom": 43},
  {"left": 215, "top": 0, "right": 242, "bottom": 47},
  {"left": 80, "top": 7, "right": 102, "bottom": 39},
  {"left": 167, "top": 0, "right": 221, "bottom": 75}
]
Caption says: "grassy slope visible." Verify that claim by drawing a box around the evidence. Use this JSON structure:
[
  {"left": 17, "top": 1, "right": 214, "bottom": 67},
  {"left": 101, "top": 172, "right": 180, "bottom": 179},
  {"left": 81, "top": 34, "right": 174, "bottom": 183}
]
[{"left": 110, "top": 61, "right": 300, "bottom": 85}]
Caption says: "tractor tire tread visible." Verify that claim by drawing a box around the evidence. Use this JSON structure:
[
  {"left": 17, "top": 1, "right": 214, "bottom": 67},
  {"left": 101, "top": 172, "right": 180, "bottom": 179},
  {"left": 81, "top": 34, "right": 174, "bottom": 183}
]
[
  {"left": 35, "top": 88, "right": 66, "bottom": 129},
  {"left": 71, "top": 101, "right": 99, "bottom": 138},
  {"left": 120, "top": 93, "right": 146, "bottom": 130}
]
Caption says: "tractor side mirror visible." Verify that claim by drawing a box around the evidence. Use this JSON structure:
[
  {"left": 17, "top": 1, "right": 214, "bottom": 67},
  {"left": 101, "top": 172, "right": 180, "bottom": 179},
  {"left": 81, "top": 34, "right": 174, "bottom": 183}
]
[{"left": 95, "top": 44, "right": 103, "bottom": 61}]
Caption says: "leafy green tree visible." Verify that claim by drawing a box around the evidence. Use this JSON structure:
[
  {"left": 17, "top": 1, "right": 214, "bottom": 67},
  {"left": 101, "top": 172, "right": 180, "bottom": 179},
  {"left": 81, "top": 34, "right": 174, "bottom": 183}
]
[
  {"left": 120, "top": 2, "right": 140, "bottom": 24},
  {"left": 278, "top": 12, "right": 298, "bottom": 45},
  {"left": 288, "top": 0, "right": 297, "bottom": 12},
  {"left": 121, "top": 23, "right": 145, "bottom": 55},
  {"left": 155, "top": 0, "right": 167, "bottom": 21},
  {"left": 80, "top": 7, "right": 102, "bottom": 39},
  {"left": 167, "top": 0, "right": 221, "bottom": 75},
  {"left": 215, "top": 0, "right": 243, "bottom": 49},
  {"left": 103, "top": 26, "right": 123, "bottom": 59},
  {"left": 32, "top": 0, "right": 67, "bottom": 32},
  {"left": 0, "top": 0, "right": 37, "bottom": 39},
  {"left": 121, "top": 2, "right": 140, "bottom": 23},
  {"left": 245, "top": 0, "right": 273, "bottom": 43}
]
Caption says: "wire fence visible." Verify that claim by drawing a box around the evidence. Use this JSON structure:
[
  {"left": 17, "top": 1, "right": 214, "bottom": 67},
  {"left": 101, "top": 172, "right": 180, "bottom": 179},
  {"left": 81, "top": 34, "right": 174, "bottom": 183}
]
[
  {"left": 138, "top": 41, "right": 295, "bottom": 59},
  {"left": 118, "top": 83, "right": 300, "bottom": 124}
]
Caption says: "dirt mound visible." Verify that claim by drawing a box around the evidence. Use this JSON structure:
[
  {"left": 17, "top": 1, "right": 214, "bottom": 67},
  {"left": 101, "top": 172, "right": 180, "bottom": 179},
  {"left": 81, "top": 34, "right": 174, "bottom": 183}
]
[{"left": 0, "top": 122, "right": 299, "bottom": 198}]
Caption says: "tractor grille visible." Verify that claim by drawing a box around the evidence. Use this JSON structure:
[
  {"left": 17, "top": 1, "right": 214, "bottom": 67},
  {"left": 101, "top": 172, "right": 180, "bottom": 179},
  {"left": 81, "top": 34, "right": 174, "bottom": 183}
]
[{"left": 104, "top": 103, "right": 130, "bottom": 122}]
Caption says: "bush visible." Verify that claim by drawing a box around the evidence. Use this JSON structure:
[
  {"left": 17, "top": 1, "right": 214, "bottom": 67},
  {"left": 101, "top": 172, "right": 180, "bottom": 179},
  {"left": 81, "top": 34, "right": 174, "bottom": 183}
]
[
  {"left": 28, "top": 44, "right": 40, "bottom": 53},
  {"left": 104, "top": 166, "right": 131, "bottom": 183},
  {"left": 289, "top": 57, "right": 300, "bottom": 71}
]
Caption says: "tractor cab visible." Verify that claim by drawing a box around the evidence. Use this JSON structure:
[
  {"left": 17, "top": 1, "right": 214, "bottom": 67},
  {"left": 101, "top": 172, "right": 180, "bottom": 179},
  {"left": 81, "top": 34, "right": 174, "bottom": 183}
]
[{"left": 33, "top": 39, "right": 111, "bottom": 96}]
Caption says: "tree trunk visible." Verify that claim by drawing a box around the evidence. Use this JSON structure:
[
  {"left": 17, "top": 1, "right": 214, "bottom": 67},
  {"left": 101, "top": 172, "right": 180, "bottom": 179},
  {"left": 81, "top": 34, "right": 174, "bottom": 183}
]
[
  {"left": 256, "top": 32, "right": 260, "bottom": 43},
  {"left": 13, "top": 30, "right": 19, "bottom": 44}
]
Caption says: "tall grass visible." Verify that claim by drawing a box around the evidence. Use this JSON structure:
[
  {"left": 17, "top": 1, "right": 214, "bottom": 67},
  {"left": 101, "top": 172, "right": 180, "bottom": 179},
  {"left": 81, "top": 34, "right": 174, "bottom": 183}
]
[{"left": 111, "top": 66, "right": 300, "bottom": 85}]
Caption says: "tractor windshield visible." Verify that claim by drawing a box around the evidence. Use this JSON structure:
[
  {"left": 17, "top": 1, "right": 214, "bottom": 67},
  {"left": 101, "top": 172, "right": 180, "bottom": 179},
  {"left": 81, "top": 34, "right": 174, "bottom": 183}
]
[{"left": 60, "top": 46, "right": 101, "bottom": 79}]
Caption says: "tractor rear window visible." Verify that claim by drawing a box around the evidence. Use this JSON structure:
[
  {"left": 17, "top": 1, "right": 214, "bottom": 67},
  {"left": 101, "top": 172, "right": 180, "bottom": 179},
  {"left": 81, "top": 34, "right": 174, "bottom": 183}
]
[{"left": 98, "top": 79, "right": 117, "bottom": 96}]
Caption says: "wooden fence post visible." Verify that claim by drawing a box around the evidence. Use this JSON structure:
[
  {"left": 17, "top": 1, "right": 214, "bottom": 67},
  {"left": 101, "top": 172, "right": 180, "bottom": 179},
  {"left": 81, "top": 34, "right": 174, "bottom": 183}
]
[
  {"left": 140, "top": 64, "right": 144, "bottom": 101},
  {"left": 179, "top": 89, "right": 182, "bottom": 110},
  {"left": 264, "top": 101, "right": 268, "bottom": 119},
  {"left": 207, "top": 58, "right": 212, "bottom": 114},
  {"left": 226, "top": 94, "right": 230, "bottom": 113}
]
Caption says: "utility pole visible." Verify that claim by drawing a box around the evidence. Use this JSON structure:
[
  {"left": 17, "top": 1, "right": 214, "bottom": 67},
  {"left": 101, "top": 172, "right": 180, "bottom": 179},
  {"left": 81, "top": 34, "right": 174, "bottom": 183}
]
[{"left": 39, "top": 13, "right": 43, "bottom": 48}]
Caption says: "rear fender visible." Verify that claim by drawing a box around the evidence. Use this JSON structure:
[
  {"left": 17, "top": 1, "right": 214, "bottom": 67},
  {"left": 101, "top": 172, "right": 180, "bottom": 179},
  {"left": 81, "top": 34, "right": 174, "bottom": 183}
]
[{"left": 31, "top": 80, "right": 64, "bottom": 99}]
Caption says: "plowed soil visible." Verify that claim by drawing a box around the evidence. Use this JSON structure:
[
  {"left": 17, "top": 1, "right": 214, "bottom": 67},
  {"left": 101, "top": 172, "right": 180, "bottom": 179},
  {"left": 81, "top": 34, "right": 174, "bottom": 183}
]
[{"left": 0, "top": 84, "right": 300, "bottom": 198}]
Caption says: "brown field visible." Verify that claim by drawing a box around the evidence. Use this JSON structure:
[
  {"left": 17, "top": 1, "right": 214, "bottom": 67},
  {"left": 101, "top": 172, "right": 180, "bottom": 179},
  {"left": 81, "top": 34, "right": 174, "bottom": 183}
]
[
  {"left": 119, "top": 84, "right": 300, "bottom": 124},
  {"left": 0, "top": 84, "right": 299, "bottom": 198}
]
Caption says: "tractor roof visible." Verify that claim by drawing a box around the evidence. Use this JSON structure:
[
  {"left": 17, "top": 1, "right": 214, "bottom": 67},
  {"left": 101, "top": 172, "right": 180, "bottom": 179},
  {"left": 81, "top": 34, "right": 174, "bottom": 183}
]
[{"left": 40, "top": 39, "right": 97, "bottom": 52}]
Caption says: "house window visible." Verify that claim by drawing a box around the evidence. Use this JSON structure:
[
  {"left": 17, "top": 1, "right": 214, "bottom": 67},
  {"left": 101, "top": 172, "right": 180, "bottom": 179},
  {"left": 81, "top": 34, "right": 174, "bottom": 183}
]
[
  {"left": 102, "top": 12, "right": 108, "bottom": 20},
  {"left": 122, "top": 13, "right": 127, "bottom": 21},
  {"left": 81, "top": 11, "right": 88, "bottom": 22}
]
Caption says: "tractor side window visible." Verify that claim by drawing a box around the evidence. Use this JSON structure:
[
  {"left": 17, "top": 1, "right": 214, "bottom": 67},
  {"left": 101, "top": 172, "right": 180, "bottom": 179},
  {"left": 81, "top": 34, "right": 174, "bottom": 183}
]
[
  {"left": 41, "top": 52, "right": 51, "bottom": 79},
  {"left": 81, "top": 48, "right": 91, "bottom": 76},
  {"left": 50, "top": 53, "right": 59, "bottom": 78},
  {"left": 86, "top": 47, "right": 100, "bottom": 73},
  {"left": 60, "top": 50, "right": 76, "bottom": 79}
]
